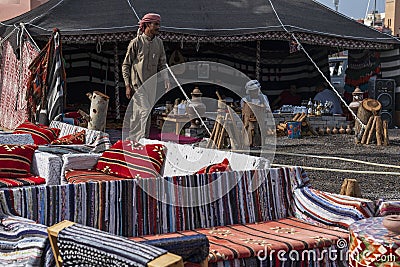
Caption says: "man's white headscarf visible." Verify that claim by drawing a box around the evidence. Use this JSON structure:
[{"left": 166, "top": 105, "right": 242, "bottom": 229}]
[{"left": 245, "top": 80, "right": 261, "bottom": 94}]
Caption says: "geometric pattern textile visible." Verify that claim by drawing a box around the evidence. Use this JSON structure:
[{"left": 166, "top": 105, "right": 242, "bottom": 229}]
[
  {"left": 96, "top": 140, "right": 166, "bottom": 179},
  {"left": 58, "top": 223, "right": 167, "bottom": 267},
  {"left": 51, "top": 129, "right": 85, "bottom": 145},
  {"left": 132, "top": 217, "right": 349, "bottom": 266},
  {"left": 0, "top": 143, "right": 38, "bottom": 178},
  {"left": 349, "top": 217, "right": 400, "bottom": 266},
  {"left": 0, "top": 41, "right": 39, "bottom": 130}
]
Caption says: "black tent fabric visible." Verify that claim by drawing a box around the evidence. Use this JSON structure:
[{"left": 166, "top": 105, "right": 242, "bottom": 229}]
[{"left": 1, "top": 0, "right": 399, "bottom": 49}]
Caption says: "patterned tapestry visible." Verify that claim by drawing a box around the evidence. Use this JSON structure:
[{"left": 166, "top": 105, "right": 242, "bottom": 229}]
[
  {"left": 0, "top": 41, "right": 39, "bottom": 129},
  {"left": 344, "top": 49, "right": 381, "bottom": 93}
]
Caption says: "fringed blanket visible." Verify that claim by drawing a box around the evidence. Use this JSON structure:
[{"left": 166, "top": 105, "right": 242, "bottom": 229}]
[{"left": 0, "top": 41, "right": 38, "bottom": 129}]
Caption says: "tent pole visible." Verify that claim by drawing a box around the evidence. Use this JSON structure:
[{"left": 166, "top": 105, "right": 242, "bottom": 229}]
[
  {"left": 114, "top": 42, "right": 121, "bottom": 121},
  {"left": 256, "top": 40, "right": 261, "bottom": 81}
]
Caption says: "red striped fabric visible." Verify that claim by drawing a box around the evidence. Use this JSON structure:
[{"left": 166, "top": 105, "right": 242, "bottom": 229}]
[
  {"left": 0, "top": 176, "right": 45, "bottom": 188},
  {"left": 65, "top": 169, "right": 125, "bottom": 184},
  {"left": 14, "top": 121, "right": 60, "bottom": 145},
  {"left": 96, "top": 140, "right": 166, "bottom": 179},
  {"left": 0, "top": 144, "right": 38, "bottom": 178},
  {"left": 131, "top": 217, "right": 348, "bottom": 263}
]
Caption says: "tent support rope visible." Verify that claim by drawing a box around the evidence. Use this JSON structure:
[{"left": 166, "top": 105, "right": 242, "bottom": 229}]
[
  {"left": 165, "top": 63, "right": 212, "bottom": 136},
  {"left": 267, "top": 0, "right": 365, "bottom": 129}
]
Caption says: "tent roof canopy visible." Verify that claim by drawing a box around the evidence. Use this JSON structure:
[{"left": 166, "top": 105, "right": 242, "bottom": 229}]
[{"left": 1, "top": 0, "right": 399, "bottom": 49}]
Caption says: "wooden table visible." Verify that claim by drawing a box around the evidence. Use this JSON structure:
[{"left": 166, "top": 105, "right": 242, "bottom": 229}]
[
  {"left": 349, "top": 217, "right": 400, "bottom": 266},
  {"left": 162, "top": 115, "right": 190, "bottom": 135}
]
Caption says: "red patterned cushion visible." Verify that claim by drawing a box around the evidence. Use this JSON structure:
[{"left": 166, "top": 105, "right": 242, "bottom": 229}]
[
  {"left": 96, "top": 140, "right": 166, "bottom": 179},
  {"left": 51, "top": 130, "right": 86, "bottom": 145},
  {"left": 14, "top": 121, "right": 59, "bottom": 145},
  {"left": 0, "top": 176, "right": 45, "bottom": 188},
  {"left": 195, "top": 158, "right": 231, "bottom": 174},
  {"left": 0, "top": 144, "right": 38, "bottom": 178}
]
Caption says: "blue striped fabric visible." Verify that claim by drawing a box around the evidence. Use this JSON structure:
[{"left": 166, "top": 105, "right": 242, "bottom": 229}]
[
  {"left": 292, "top": 187, "right": 374, "bottom": 228},
  {"left": 0, "top": 215, "right": 55, "bottom": 267},
  {"left": 58, "top": 223, "right": 166, "bottom": 266},
  {"left": 0, "top": 168, "right": 299, "bottom": 237}
]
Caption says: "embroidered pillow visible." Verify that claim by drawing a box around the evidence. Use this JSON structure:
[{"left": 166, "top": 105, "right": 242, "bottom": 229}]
[
  {"left": 0, "top": 144, "right": 38, "bottom": 178},
  {"left": 96, "top": 140, "right": 166, "bottom": 179},
  {"left": 195, "top": 158, "right": 231, "bottom": 174},
  {"left": 14, "top": 121, "right": 59, "bottom": 145},
  {"left": 51, "top": 130, "right": 86, "bottom": 145}
]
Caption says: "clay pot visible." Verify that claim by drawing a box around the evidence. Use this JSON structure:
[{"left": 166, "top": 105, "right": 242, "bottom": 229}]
[
  {"left": 383, "top": 215, "right": 400, "bottom": 235},
  {"left": 326, "top": 127, "right": 331, "bottom": 135},
  {"left": 332, "top": 126, "right": 338, "bottom": 134},
  {"left": 346, "top": 125, "right": 352, "bottom": 135},
  {"left": 339, "top": 125, "right": 345, "bottom": 134},
  {"left": 318, "top": 127, "right": 325, "bottom": 135}
]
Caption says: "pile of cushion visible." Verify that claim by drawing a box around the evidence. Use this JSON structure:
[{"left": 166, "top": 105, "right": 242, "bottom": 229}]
[
  {"left": 0, "top": 143, "right": 45, "bottom": 188},
  {"left": 14, "top": 121, "right": 86, "bottom": 145},
  {"left": 65, "top": 140, "right": 232, "bottom": 184}
]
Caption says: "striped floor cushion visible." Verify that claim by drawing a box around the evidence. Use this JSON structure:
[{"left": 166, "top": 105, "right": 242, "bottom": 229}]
[
  {"left": 131, "top": 217, "right": 348, "bottom": 266},
  {"left": 0, "top": 176, "right": 45, "bottom": 188},
  {"left": 65, "top": 169, "right": 126, "bottom": 184},
  {"left": 293, "top": 187, "right": 374, "bottom": 228}
]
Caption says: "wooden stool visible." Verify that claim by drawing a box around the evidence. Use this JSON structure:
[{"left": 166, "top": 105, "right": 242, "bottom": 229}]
[{"left": 48, "top": 220, "right": 183, "bottom": 267}]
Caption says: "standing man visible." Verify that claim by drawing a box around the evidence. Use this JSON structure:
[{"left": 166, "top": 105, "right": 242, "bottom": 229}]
[{"left": 122, "top": 13, "right": 170, "bottom": 141}]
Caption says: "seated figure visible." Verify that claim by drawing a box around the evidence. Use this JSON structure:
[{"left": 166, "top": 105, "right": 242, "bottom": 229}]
[
  {"left": 313, "top": 83, "right": 343, "bottom": 114},
  {"left": 271, "top": 84, "right": 302, "bottom": 109}
]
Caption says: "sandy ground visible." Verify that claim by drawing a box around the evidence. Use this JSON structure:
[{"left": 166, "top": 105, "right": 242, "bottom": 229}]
[{"left": 269, "top": 129, "right": 400, "bottom": 201}]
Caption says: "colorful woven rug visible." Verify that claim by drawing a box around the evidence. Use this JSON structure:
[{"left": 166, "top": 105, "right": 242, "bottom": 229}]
[
  {"left": 349, "top": 217, "right": 400, "bottom": 266},
  {"left": 0, "top": 41, "right": 38, "bottom": 130},
  {"left": 132, "top": 217, "right": 349, "bottom": 266}
]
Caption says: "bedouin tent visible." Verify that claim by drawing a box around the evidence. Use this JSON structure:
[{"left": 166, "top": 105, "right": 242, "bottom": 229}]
[{"left": 1, "top": 0, "right": 400, "bottom": 128}]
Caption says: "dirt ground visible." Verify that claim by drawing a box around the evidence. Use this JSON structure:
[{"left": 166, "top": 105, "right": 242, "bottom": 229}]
[{"left": 269, "top": 129, "right": 400, "bottom": 201}]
